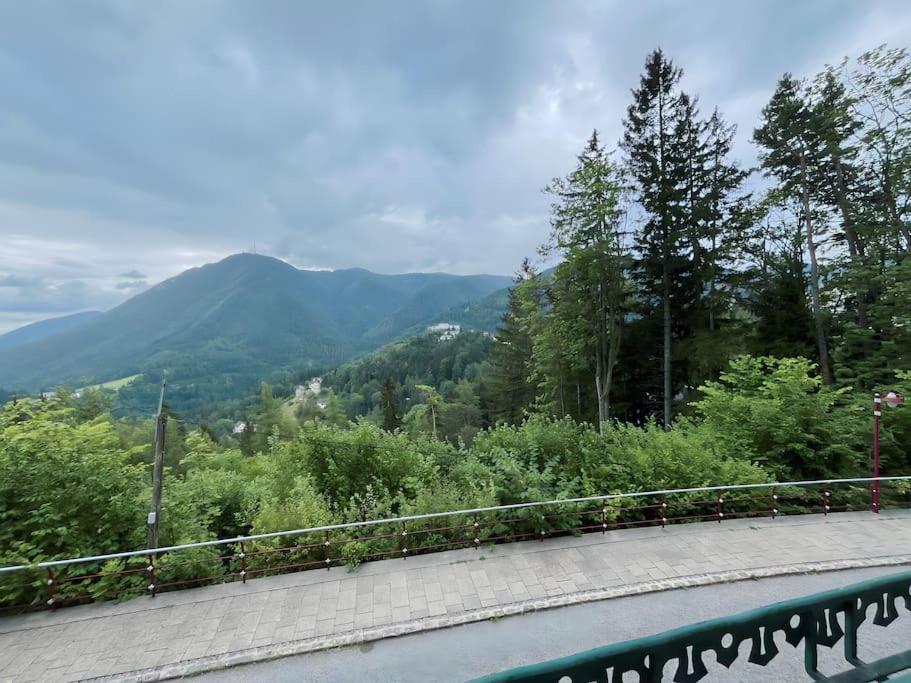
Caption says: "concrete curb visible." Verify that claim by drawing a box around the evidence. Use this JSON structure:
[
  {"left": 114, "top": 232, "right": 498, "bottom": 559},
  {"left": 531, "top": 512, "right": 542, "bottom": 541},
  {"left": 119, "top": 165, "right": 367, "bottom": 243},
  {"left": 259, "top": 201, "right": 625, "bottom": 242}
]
[{"left": 87, "top": 554, "right": 911, "bottom": 682}]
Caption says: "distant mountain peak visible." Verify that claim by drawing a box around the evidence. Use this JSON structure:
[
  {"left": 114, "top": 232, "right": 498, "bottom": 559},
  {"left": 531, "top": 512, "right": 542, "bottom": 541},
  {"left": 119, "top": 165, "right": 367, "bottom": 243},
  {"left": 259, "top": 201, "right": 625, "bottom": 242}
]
[{"left": 0, "top": 257, "right": 512, "bottom": 398}]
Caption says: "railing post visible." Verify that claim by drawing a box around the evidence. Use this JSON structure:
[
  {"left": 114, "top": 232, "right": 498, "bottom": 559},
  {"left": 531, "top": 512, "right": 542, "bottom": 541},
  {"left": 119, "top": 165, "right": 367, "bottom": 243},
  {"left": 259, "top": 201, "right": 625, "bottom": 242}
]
[
  {"left": 45, "top": 567, "right": 56, "bottom": 611},
  {"left": 473, "top": 514, "right": 481, "bottom": 549},
  {"left": 147, "top": 553, "right": 157, "bottom": 598},
  {"left": 601, "top": 505, "right": 607, "bottom": 534},
  {"left": 771, "top": 487, "right": 778, "bottom": 519},
  {"left": 400, "top": 522, "right": 408, "bottom": 559},
  {"left": 822, "top": 489, "right": 830, "bottom": 516},
  {"left": 323, "top": 530, "right": 332, "bottom": 570},
  {"left": 716, "top": 491, "right": 725, "bottom": 523},
  {"left": 873, "top": 392, "right": 881, "bottom": 513},
  {"left": 238, "top": 541, "right": 247, "bottom": 584},
  {"left": 660, "top": 495, "right": 667, "bottom": 529},
  {"left": 803, "top": 611, "right": 820, "bottom": 678},
  {"left": 844, "top": 598, "right": 861, "bottom": 666}
]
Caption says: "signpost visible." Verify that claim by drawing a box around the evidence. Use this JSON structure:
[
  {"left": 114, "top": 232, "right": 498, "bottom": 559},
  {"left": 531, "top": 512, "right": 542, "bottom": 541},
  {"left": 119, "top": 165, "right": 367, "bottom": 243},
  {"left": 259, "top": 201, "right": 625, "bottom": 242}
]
[{"left": 148, "top": 378, "right": 167, "bottom": 548}]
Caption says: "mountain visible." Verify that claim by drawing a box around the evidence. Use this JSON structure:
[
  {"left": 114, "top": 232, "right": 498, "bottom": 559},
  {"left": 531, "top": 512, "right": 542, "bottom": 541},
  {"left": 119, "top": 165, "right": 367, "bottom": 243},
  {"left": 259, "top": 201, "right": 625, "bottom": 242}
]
[
  {"left": 0, "top": 311, "right": 102, "bottom": 351},
  {"left": 0, "top": 254, "right": 510, "bottom": 413}
]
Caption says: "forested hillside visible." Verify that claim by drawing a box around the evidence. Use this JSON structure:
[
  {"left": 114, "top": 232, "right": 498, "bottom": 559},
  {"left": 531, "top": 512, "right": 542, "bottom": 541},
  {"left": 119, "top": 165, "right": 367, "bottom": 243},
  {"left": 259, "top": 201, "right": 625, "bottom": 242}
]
[
  {"left": 0, "top": 255, "right": 510, "bottom": 417},
  {"left": 2, "top": 45, "right": 911, "bottom": 588}
]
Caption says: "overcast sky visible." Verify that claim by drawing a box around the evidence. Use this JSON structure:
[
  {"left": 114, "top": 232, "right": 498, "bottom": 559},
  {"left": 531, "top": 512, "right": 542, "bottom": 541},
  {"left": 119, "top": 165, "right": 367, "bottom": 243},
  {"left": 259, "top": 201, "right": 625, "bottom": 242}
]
[{"left": 0, "top": 0, "right": 909, "bottom": 333}]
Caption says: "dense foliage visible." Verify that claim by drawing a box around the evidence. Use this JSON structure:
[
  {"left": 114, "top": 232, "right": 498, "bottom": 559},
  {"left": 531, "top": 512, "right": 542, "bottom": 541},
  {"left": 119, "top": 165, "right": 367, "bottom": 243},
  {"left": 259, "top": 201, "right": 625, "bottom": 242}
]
[{"left": 485, "top": 46, "right": 910, "bottom": 429}]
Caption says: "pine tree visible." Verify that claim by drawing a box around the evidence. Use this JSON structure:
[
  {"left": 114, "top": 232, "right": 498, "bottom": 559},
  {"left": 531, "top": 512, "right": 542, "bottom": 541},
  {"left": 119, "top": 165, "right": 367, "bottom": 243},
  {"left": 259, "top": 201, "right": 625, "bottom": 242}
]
[
  {"left": 622, "top": 49, "right": 689, "bottom": 426},
  {"left": 746, "top": 214, "right": 816, "bottom": 358},
  {"left": 380, "top": 376, "right": 400, "bottom": 431},
  {"left": 674, "top": 99, "right": 752, "bottom": 385},
  {"left": 488, "top": 260, "right": 537, "bottom": 424},
  {"left": 238, "top": 416, "right": 254, "bottom": 457},
  {"left": 701, "top": 109, "right": 751, "bottom": 334}
]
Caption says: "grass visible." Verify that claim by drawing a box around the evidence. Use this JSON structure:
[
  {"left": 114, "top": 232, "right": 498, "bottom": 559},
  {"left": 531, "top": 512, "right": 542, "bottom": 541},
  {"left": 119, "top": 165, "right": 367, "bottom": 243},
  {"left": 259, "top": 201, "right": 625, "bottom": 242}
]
[{"left": 85, "top": 374, "right": 142, "bottom": 391}]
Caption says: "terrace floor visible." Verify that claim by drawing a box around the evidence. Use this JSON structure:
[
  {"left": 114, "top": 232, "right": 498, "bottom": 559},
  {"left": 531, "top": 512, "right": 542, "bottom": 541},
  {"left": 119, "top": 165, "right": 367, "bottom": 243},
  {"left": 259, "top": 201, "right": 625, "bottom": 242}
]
[{"left": 1, "top": 510, "right": 910, "bottom": 682}]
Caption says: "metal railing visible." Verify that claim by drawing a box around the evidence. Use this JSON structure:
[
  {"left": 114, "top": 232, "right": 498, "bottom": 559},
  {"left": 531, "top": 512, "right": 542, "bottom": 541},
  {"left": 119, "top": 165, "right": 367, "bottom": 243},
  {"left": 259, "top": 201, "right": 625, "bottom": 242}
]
[
  {"left": 1, "top": 476, "right": 909, "bottom": 614},
  {"left": 475, "top": 568, "right": 911, "bottom": 682}
]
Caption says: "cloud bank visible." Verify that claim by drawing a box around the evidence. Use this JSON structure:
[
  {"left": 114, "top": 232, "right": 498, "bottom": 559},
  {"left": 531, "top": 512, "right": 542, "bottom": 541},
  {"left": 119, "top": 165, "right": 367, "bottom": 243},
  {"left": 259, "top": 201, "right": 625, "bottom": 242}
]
[{"left": 0, "top": 0, "right": 909, "bottom": 332}]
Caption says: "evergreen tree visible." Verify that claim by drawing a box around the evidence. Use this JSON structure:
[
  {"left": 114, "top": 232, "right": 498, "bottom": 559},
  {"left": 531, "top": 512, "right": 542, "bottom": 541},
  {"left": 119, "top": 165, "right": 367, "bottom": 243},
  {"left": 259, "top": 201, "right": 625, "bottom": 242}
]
[
  {"left": 674, "top": 101, "right": 752, "bottom": 385},
  {"left": 700, "top": 109, "right": 752, "bottom": 334},
  {"left": 746, "top": 213, "right": 816, "bottom": 358},
  {"left": 238, "top": 416, "right": 254, "bottom": 457},
  {"left": 380, "top": 376, "right": 400, "bottom": 432},
  {"left": 488, "top": 260, "right": 537, "bottom": 424},
  {"left": 622, "top": 49, "right": 689, "bottom": 426}
]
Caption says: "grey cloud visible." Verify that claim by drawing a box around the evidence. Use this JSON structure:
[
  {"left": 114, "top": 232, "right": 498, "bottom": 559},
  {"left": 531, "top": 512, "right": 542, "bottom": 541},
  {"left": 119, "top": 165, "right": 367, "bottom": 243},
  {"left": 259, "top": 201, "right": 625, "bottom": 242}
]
[
  {"left": 0, "top": 0, "right": 909, "bottom": 328},
  {"left": 116, "top": 280, "right": 147, "bottom": 290},
  {"left": 0, "top": 275, "right": 41, "bottom": 288}
]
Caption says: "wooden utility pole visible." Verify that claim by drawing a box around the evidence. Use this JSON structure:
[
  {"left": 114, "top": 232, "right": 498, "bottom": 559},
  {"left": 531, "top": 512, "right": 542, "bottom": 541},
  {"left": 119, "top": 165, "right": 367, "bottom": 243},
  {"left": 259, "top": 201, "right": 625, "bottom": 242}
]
[{"left": 147, "top": 378, "right": 167, "bottom": 549}]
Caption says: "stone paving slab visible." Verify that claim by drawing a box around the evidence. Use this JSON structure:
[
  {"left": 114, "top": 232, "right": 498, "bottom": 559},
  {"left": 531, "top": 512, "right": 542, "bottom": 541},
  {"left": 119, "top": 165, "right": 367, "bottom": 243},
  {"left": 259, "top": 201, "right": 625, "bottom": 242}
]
[{"left": 0, "top": 510, "right": 909, "bottom": 682}]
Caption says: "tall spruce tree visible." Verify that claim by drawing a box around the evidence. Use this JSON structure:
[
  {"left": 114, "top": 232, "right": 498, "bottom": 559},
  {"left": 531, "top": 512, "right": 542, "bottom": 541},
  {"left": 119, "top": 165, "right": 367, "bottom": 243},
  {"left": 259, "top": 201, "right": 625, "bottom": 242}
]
[
  {"left": 674, "top": 98, "right": 752, "bottom": 384},
  {"left": 701, "top": 109, "right": 751, "bottom": 334},
  {"left": 622, "top": 49, "right": 689, "bottom": 426},
  {"left": 488, "top": 260, "right": 537, "bottom": 424},
  {"left": 380, "top": 376, "right": 400, "bottom": 432}
]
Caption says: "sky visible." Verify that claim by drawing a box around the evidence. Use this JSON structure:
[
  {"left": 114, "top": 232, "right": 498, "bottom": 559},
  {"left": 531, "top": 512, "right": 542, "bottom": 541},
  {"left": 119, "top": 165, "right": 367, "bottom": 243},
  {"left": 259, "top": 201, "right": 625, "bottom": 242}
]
[{"left": 0, "top": 0, "right": 910, "bottom": 334}]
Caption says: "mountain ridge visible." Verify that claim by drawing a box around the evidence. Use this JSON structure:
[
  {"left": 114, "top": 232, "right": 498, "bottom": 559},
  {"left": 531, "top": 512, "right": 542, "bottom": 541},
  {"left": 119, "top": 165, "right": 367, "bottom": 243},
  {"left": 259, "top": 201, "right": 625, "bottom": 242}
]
[
  {"left": 0, "top": 311, "right": 102, "bottom": 351},
  {"left": 0, "top": 254, "right": 511, "bottom": 405}
]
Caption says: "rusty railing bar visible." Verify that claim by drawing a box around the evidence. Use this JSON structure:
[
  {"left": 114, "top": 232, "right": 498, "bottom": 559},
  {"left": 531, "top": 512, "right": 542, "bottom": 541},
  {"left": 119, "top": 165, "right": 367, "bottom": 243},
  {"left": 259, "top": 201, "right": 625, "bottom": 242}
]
[{"left": 2, "top": 476, "right": 909, "bottom": 574}]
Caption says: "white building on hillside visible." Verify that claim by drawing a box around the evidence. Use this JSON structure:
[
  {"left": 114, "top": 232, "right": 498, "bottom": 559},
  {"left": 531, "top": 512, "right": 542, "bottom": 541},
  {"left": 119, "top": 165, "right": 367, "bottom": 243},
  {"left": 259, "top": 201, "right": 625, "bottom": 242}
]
[
  {"left": 294, "top": 377, "right": 323, "bottom": 401},
  {"left": 427, "top": 322, "right": 461, "bottom": 340}
]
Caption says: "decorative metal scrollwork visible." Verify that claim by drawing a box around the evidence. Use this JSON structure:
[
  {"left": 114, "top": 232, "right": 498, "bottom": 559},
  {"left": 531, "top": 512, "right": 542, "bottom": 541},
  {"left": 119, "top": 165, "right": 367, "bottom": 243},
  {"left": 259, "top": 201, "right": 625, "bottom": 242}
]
[{"left": 476, "top": 570, "right": 911, "bottom": 683}]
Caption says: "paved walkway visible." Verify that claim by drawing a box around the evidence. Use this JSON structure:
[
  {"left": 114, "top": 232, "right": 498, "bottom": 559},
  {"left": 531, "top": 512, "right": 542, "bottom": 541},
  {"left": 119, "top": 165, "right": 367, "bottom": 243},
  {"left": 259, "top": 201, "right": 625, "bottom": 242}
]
[
  {"left": 1, "top": 510, "right": 910, "bottom": 682},
  {"left": 193, "top": 566, "right": 911, "bottom": 682}
]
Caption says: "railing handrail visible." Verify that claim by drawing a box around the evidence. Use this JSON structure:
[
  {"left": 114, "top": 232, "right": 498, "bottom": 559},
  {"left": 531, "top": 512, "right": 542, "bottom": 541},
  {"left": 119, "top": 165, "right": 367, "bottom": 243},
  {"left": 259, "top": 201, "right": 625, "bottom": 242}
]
[
  {"left": 474, "top": 567, "right": 911, "bottom": 682},
  {"left": 2, "top": 475, "right": 908, "bottom": 574}
]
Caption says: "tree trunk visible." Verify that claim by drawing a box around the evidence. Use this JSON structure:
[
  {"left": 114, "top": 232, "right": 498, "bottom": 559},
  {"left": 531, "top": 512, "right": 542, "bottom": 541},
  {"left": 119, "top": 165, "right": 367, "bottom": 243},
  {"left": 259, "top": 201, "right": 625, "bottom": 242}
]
[
  {"left": 708, "top": 233, "right": 717, "bottom": 332},
  {"left": 799, "top": 151, "right": 834, "bottom": 385},
  {"left": 663, "top": 265, "right": 673, "bottom": 427},
  {"left": 831, "top": 154, "right": 869, "bottom": 328},
  {"left": 658, "top": 80, "right": 672, "bottom": 429},
  {"left": 558, "top": 376, "right": 566, "bottom": 417},
  {"left": 596, "top": 309, "right": 621, "bottom": 434}
]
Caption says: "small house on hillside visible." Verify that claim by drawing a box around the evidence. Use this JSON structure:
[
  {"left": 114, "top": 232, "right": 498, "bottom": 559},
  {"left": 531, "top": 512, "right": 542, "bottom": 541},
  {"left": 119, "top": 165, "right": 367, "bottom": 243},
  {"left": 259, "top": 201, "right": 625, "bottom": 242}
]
[{"left": 426, "top": 322, "right": 461, "bottom": 340}]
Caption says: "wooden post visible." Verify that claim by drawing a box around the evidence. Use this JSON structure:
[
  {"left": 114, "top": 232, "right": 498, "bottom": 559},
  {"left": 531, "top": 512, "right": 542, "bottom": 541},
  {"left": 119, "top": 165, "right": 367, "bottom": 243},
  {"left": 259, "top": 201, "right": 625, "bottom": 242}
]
[{"left": 148, "top": 379, "right": 167, "bottom": 549}]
